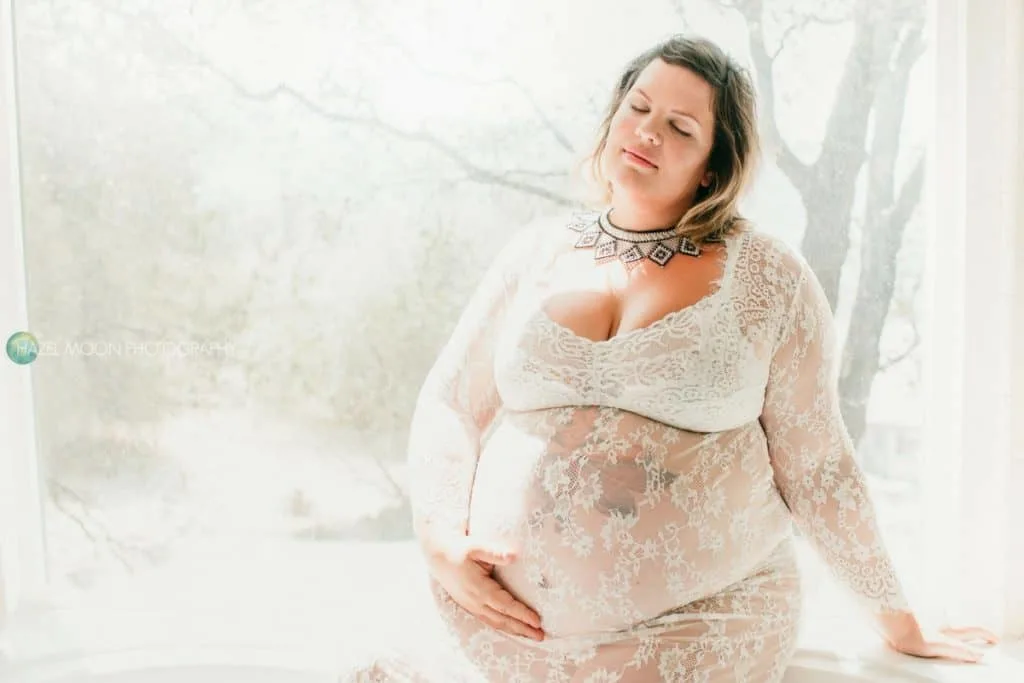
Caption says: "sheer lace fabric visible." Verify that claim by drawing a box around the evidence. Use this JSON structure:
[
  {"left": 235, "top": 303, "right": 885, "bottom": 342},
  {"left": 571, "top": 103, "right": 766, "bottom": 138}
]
[{"left": 340, "top": 211, "right": 909, "bottom": 682}]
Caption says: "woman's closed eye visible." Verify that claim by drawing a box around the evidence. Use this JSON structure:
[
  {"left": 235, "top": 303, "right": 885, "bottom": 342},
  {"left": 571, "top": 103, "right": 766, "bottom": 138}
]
[{"left": 628, "top": 105, "right": 692, "bottom": 136}]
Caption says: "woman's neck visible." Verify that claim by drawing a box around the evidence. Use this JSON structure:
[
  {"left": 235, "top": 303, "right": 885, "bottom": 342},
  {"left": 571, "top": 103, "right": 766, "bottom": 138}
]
[{"left": 607, "top": 202, "right": 687, "bottom": 233}]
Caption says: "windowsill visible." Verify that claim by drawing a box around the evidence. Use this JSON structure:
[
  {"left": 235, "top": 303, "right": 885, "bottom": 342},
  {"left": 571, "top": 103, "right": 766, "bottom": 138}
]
[
  {"left": 791, "top": 621, "right": 1024, "bottom": 682},
  {"left": 1, "top": 541, "right": 1022, "bottom": 683},
  {"left": 3, "top": 620, "right": 1022, "bottom": 683},
  {"left": 788, "top": 644, "right": 1024, "bottom": 683}
]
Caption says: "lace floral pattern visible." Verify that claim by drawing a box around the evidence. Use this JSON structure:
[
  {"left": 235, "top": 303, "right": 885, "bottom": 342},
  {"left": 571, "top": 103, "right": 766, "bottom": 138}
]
[{"left": 349, "top": 211, "right": 910, "bottom": 682}]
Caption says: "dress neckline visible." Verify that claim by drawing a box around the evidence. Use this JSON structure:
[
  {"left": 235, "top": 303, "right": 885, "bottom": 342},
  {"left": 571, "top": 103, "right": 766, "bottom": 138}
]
[{"left": 536, "top": 226, "right": 748, "bottom": 347}]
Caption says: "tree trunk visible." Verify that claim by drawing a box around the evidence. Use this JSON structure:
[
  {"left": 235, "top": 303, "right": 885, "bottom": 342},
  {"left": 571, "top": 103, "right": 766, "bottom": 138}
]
[
  {"left": 731, "top": 0, "right": 925, "bottom": 445},
  {"left": 839, "top": 20, "right": 926, "bottom": 445}
]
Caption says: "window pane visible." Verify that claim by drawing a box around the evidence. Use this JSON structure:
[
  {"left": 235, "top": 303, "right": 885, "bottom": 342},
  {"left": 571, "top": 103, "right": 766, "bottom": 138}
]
[{"left": 8, "top": 0, "right": 931, "bottom": 668}]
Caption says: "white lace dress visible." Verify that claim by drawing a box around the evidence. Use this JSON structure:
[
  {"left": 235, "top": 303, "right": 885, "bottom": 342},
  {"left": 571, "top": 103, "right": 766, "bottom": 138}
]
[{"left": 341, "top": 210, "right": 910, "bottom": 682}]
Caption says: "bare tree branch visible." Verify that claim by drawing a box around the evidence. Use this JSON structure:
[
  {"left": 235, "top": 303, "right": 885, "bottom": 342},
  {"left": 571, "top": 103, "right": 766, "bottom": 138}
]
[
  {"left": 503, "top": 77, "right": 577, "bottom": 153},
  {"left": 770, "top": 19, "right": 805, "bottom": 60},
  {"left": 366, "top": 453, "right": 407, "bottom": 504},
  {"left": 699, "top": 0, "right": 858, "bottom": 192},
  {"left": 877, "top": 250, "right": 925, "bottom": 377},
  {"left": 261, "top": 83, "right": 578, "bottom": 205},
  {"left": 48, "top": 479, "right": 160, "bottom": 572},
  {"left": 768, "top": 12, "right": 849, "bottom": 60},
  {"left": 668, "top": 0, "right": 693, "bottom": 27},
  {"left": 887, "top": 153, "right": 926, "bottom": 231},
  {"left": 719, "top": 0, "right": 814, "bottom": 190},
  {"left": 201, "top": 71, "right": 578, "bottom": 205},
  {"left": 703, "top": 0, "right": 926, "bottom": 444},
  {"left": 838, "top": 3, "right": 926, "bottom": 443},
  {"left": 92, "top": 1, "right": 575, "bottom": 207},
  {"left": 501, "top": 169, "right": 573, "bottom": 179},
  {"left": 350, "top": 16, "right": 578, "bottom": 154},
  {"left": 878, "top": 306, "right": 921, "bottom": 373},
  {"left": 766, "top": 0, "right": 887, "bottom": 308}
]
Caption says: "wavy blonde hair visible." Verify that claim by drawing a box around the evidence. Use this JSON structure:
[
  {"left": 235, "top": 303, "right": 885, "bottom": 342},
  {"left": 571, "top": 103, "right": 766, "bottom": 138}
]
[{"left": 582, "top": 35, "right": 760, "bottom": 243}]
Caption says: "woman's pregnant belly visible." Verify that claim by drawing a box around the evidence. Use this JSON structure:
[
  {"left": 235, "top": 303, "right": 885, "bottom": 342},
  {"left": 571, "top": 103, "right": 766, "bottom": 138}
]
[{"left": 465, "top": 406, "right": 792, "bottom": 638}]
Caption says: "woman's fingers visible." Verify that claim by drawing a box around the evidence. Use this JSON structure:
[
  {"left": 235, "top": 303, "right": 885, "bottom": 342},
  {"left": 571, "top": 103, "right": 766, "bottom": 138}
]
[
  {"left": 450, "top": 537, "right": 545, "bottom": 640},
  {"left": 484, "top": 584, "right": 543, "bottom": 630},
  {"left": 940, "top": 625, "right": 1000, "bottom": 645},
  {"left": 466, "top": 545, "right": 517, "bottom": 566},
  {"left": 466, "top": 567, "right": 543, "bottom": 631},
  {"left": 922, "top": 640, "right": 984, "bottom": 663},
  {"left": 889, "top": 624, "right": 997, "bottom": 663},
  {"left": 479, "top": 604, "right": 545, "bottom": 641},
  {"left": 462, "top": 560, "right": 544, "bottom": 637}
]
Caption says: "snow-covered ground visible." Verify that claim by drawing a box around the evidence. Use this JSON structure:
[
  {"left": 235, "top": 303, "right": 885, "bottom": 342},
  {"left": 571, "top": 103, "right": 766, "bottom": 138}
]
[{"left": 2, "top": 539, "right": 440, "bottom": 676}]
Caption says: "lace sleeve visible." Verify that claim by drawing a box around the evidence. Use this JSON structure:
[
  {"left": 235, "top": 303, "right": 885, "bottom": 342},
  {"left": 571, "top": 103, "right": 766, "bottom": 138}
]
[
  {"left": 406, "top": 226, "right": 532, "bottom": 543},
  {"left": 759, "top": 255, "right": 911, "bottom": 617}
]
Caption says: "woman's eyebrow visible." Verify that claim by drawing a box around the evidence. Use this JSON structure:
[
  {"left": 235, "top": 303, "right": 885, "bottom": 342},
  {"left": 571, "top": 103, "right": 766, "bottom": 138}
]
[{"left": 634, "top": 88, "right": 703, "bottom": 127}]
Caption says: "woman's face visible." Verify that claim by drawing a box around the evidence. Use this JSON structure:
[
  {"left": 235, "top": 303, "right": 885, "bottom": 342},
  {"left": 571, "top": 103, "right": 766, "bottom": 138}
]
[{"left": 600, "top": 59, "right": 716, "bottom": 215}]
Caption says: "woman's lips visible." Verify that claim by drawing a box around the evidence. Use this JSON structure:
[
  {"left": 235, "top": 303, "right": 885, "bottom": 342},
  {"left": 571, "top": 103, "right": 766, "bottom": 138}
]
[{"left": 623, "top": 148, "right": 657, "bottom": 169}]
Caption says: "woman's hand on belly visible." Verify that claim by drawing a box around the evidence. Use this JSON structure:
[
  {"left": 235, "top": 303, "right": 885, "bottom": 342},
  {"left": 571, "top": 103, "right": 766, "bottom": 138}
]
[{"left": 423, "top": 531, "right": 547, "bottom": 642}]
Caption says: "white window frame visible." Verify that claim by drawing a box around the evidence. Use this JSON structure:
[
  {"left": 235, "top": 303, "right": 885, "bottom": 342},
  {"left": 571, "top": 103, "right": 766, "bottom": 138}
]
[
  {"left": 0, "top": 0, "right": 48, "bottom": 623},
  {"left": 921, "top": 0, "right": 1024, "bottom": 638},
  {"left": 0, "top": 0, "right": 1021, "bottom": 644}
]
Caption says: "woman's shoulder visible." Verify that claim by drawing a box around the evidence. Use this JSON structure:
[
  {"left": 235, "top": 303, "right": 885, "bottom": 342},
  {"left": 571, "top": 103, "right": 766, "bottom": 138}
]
[
  {"left": 737, "top": 226, "right": 810, "bottom": 274},
  {"left": 732, "top": 226, "right": 815, "bottom": 303}
]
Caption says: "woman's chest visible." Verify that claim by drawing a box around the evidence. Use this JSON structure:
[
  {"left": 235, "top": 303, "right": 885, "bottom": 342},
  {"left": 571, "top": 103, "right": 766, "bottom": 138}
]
[
  {"left": 534, "top": 245, "right": 730, "bottom": 344},
  {"left": 493, "top": 281, "right": 774, "bottom": 431}
]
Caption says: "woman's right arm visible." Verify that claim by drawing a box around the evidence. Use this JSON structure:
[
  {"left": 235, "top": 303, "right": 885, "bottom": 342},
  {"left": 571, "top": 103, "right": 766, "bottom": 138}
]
[
  {"left": 405, "top": 223, "right": 549, "bottom": 641},
  {"left": 406, "top": 226, "right": 531, "bottom": 548}
]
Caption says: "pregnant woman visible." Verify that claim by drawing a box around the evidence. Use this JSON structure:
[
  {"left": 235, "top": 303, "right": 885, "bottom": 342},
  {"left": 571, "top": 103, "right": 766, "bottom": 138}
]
[{"left": 344, "top": 34, "right": 996, "bottom": 682}]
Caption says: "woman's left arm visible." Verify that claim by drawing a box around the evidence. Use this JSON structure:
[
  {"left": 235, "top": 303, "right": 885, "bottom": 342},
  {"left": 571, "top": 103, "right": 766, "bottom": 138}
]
[{"left": 759, "top": 255, "right": 998, "bottom": 662}]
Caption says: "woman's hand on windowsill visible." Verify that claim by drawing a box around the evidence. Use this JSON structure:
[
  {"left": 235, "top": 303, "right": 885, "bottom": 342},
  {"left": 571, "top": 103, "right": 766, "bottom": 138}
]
[{"left": 878, "top": 610, "right": 1000, "bottom": 663}]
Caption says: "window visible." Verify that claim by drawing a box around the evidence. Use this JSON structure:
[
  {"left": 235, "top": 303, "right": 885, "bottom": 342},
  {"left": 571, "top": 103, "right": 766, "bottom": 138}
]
[{"left": 1, "top": 0, "right": 1021, "bottom": 676}]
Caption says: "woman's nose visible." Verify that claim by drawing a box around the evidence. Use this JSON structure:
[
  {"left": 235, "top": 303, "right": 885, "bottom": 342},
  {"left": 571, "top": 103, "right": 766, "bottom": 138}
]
[{"left": 635, "top": 124, "right": 661, "bottom": 146}]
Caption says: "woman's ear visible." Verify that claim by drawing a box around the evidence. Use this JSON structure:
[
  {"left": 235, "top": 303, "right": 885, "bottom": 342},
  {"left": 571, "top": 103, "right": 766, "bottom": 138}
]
[{"left": 700, "top": 171, "right": 715, "bottom": 188}]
